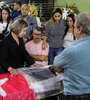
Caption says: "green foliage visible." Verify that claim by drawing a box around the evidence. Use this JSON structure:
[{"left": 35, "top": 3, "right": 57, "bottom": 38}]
[
  {"left": 65, "top": 2, "right": 75, "bottom": 8},
  {"left": 64, "top": 2, "right": 79, "bottom": 14},
  {"left": 55, "top": 0, "right": 90, "bottom": 13}
]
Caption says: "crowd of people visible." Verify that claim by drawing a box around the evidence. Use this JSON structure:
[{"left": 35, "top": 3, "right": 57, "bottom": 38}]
[
  {"left": 0, "top": 1, "right": 90, "bottom": 100},
  {"left": 0, "top": 2, "right": 75, "bottom": 74}
]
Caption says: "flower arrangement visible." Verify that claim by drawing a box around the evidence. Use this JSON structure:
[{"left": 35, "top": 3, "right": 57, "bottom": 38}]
[
  {"left": 0, "top": 1, "right": 9, "bottom": 9},
  {"left": 29, "top": 4, "right": 38, "bottom": 18},
  {"left": 64, "top": 3, "right": 79, "bottom": 14},
  {"left": 28, "top": 1, "right": 46, "bottom": 33},
  {"left": 61, "top": 3, "right": 79, "bottom": 19},
  {"left": 41, "top": 23, "right": 46, "bottom": 30},
  {"left": 28, "top": 1, "right": 41, "bottom": 18},
  {"left": 40, "top": 22, "right": 46, "bottom": 35}
]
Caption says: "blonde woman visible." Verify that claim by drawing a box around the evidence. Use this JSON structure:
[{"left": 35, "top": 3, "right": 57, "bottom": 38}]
[
  {"left": 43, "top": 8, "right": 66, "bottom": 65},
  {"left": 0, "top": 19, "right": 39, "bottom": 75}
]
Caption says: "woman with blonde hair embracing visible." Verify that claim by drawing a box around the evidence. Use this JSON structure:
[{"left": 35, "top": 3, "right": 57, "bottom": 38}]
[{"left": 0, "top": 19, "right": 38, "bottom": 74}]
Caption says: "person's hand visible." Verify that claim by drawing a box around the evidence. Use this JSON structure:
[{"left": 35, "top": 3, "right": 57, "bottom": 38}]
[
  {"left": 44, "top": 56, "right": 48, "bottom": 61},
  {"left": 42, "top": 41, "right": 47, "bottom": 50},
  {"left": 8, "top": 67, "right": 20, "bottom": 75},
  {"left": 30, "top": 63, "right": 43, "bottom": 67},
  {"left": 23, "top": 38, "right": 27, "bottom": 43},
  {"left": 49, "top": 65, "right": 64, "bottom": 73}
]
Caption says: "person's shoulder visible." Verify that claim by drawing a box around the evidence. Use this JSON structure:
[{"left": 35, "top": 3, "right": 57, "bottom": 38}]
[
  {"left": 14, "top": 15, "right": 22, "bottom": 21},
  {"left": 27, "top": 16, "right": 37, "bottom": 23},
  {"left": 28, "top": 15, "right": 35, "bottom": 20},
  {"left": 1, "top": 34, "right": 11, "bottom": 44},
  {"left": 63, "top": 45, "right": 76, "bottom": 56},
  {"left": 47, "top": 20, "right": 51, "bottom": 24},
  {"left": 59, "top": 19, "right": 66, "bottom": 24},
  {"left": 45, "top": 20, "right": 50, "bottom": 27},
  {"left": 12, "top": 10, "right": 17, "bottom": 13}
]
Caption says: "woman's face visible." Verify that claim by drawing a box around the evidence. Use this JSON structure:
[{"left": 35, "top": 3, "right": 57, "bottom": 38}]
[
  {"left": 67, "top": 17, "right": 74, "bottom": 28},
  {"left": 18, "top": 27, "right": 27, "bottom": 37},
  {"left": 53, "top": 12, "right": 62, "bottom": 22},
  {"left": 2, "top": 10, "right": 9, "bottom": 21}
]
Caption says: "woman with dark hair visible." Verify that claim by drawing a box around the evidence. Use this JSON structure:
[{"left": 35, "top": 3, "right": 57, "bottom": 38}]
[
  {"left": 0, "top": 8, "right": 11, "bottom": 40},
  {"left": 43, "top": 8, "right": 66, "bottom": 65},
  {"left": 63, "top": 14, "right": 76, "bottom": 48}
]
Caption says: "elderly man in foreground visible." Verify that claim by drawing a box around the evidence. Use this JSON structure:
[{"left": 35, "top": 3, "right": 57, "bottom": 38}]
[{"left": 54, "top": 12, "right": 90, "bottom": 100}]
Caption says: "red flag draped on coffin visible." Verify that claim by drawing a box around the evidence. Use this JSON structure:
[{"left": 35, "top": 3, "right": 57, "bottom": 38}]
[{"left": 0, "top": 73, "right": 36, "bottom": 100}]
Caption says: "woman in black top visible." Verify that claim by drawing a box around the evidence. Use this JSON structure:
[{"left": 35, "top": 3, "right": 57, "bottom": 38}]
[{"left": 0, "top": 19, "right": 36, "bottom": 75}]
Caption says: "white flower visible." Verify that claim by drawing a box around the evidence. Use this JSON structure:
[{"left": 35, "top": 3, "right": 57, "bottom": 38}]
[{"left": 0, "top": 1, "right": 9, "bottom": 9}]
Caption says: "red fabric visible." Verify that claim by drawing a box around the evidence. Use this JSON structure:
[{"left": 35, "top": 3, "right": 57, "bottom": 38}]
[{"left": 0, "top": 73, "right": 36, "bottom": 100}]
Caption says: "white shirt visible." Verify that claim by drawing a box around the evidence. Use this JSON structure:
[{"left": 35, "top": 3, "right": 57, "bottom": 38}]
[
  {"left": 36, "top": 17, "right": 41, "bottom": 27},
  {"left": 63, "top": 32, "right": 75, "bottom": 48},
  {"left": 0, "top": 22, "right": 11, "bottom": 34}
]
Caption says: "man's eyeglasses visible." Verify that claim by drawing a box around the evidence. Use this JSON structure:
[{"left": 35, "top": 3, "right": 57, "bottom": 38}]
[{"left": 34, "top": 33, "right": 42, "bottom": 36}]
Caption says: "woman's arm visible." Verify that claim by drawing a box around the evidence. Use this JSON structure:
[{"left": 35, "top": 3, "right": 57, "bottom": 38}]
[{"left": 42, "top": 36, "right": 48, "bottom": 50}]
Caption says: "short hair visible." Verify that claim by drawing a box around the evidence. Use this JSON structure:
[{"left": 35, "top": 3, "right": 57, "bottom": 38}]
[
  {"left": 15, "top": 2, "right": 21, "bottom": 7},
  {"left": 10, "top": 19, "right": 28, "bottom": 35},
  {"left": 21, "top": 4, "right": 29, "bottom": 9},
  {"left": 75, "top": 12, "right": 90, "bottom": 35},
  {"left": 33, "top": 26, "right": 42, "bottom": 33}
]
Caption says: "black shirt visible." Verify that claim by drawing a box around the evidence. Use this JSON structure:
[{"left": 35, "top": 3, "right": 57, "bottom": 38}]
[{"left": 0, "top": 34, "right": 35, "bottom": 72}]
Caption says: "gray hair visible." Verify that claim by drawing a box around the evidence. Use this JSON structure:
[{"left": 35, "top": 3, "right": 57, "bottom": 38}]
[
  {"left": 33, "top": 26, "right": 42, "bottom": 33},
  {"left": 21, "top": 4, "right": 29, "bottom": 9},
  {"left": 10, "top": 19, "right": 28, "bottom": 35},
  {"left": 75, "top": 12, "right": 90, "bottom": 35}
]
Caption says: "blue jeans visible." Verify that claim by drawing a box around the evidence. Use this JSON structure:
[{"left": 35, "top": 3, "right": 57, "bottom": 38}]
[{"left": 48, "top": 47, "right": 64, "bottom": 65}]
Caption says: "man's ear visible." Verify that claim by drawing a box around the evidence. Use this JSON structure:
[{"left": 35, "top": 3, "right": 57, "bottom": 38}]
[{"left": 78, "top": 26, "right": 82, "bottom": 34}]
